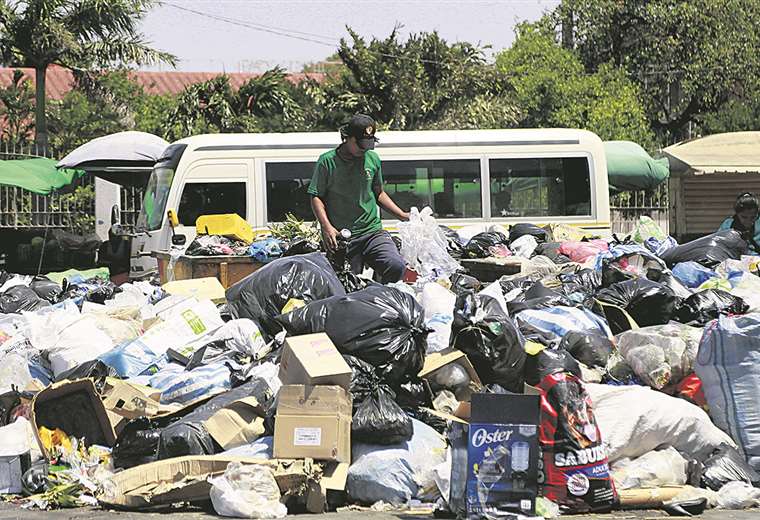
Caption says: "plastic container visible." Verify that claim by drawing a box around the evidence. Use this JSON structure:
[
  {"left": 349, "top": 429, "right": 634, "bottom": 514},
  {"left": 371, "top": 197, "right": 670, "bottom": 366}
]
[{"left": 195, "top": 214, "right": 254, "bottom": 244}]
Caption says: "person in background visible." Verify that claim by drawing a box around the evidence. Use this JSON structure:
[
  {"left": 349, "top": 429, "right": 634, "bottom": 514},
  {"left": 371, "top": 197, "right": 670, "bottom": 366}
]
[
  {"left": 308, "top": 113, "right": 410, "bottom": 283},
  {"left": 719, "top": 192, "right": 760, "bottom": 254}
]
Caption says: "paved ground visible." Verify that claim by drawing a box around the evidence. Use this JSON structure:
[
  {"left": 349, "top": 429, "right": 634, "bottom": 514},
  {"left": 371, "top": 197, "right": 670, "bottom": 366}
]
[{"left": 2, "top": 503, "right": 760, "bottom": 520}]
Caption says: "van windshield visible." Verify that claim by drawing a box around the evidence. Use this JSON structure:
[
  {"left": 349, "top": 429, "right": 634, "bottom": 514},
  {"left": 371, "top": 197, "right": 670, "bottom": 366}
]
[
  {"left": 136, "top": 143, "right": 187, "bottom": 232},
  {"left": 136, "top": 165, "right": 174, "bottom": 232}
]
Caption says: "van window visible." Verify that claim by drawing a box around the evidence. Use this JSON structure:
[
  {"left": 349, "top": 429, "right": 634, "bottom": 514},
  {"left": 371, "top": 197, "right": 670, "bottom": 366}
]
[
  {"left": 265, "top": 162, "right": 315, "bottom": 222},
  {"left": 178, "top": 182, "right": 247, "bottom": 226},
  {"left": 381, "top": 159, "right": 482, "bottom": 219},
  {"left": 489, "top": 157, "right": 591, "bottom": 217}
]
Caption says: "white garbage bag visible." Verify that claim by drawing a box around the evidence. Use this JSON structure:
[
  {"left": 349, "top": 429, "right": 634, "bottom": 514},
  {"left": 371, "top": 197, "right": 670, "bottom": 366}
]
[
  {"left": 398, "top": 206, "right": 461, "bottom": 278},
  {"left": 716, "top": 481, "right": 760, "bottom": 509},
  {"left": 616, "top": 322, "right": 703, "bottom": 389},
  {"left": 209, "top": 462, "right": 287, "bottom": 519},
  {"left": 586, "top": 383, "right": 735, "bottom": 463},
  {"left": 48, "top": 314, "right": 116, "bottom": 377},
  {"left": 509, "top": 234, "right": 538, "bottom": 258},
  {"left": 421, "top": 282, "right": 456, "bottom": 353},
  {"left": 611, "top": 447, "right": 688, "bottom": 489}
]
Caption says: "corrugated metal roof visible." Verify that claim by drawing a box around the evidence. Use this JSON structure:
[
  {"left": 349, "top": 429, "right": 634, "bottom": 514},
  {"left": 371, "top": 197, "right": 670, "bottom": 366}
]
[
  {"left": 0, "top": 66, "right": 323, "bottom": 100},
  {"left": 663, "top": 131, "right": 760, "bottom": 175}
]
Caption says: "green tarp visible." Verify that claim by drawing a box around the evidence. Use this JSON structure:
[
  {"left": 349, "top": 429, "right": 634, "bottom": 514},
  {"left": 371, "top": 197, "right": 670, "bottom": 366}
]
[
  {"left": 604, "top": 141, "right": 670, "bottom": 193},
  {"left": 0, "top": 158, "right": 85, "bottom": 195}
]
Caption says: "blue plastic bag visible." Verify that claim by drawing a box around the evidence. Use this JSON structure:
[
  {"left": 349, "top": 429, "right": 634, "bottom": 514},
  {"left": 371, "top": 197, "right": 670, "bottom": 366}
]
[
  {"left": 673, "top": 262, "right": 718, "bottom": 289},
  {"left": 150, "top": 362, "right": 232, "bottom": 405},
  {"left": 516, "top": 306, "right": 613, "bottom": 340},
  {"left": 248, "top": 239, "right": 284, "bottom": 263}
]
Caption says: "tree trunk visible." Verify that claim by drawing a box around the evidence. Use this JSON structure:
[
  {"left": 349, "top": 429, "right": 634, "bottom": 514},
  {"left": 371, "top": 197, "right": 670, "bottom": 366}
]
[
  {"left": 34, "top": 64, "right": 48, "bottom": 155},
  {"left": 561, "top": 7, "right": 574, "bottom": 49}
]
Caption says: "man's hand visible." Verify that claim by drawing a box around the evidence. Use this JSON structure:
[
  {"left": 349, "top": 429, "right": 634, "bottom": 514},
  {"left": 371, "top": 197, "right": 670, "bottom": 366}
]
[{"left": 322, "top": 225, "right": 339, "bottom": 253}]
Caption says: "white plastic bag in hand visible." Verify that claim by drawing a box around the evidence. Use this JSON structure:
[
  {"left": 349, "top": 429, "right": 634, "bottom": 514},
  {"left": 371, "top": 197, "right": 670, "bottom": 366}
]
[{"left": 209, "top": 462, "right": 287, "bottom": 519}]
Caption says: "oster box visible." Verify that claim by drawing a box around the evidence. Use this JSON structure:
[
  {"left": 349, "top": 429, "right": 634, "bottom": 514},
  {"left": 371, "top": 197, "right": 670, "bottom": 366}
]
[
  {"left": 537, "top": 372, "right": 617, "bottom": 513},
  {"left": 466, "top": 392, "right": 541, "bottom": 518}
]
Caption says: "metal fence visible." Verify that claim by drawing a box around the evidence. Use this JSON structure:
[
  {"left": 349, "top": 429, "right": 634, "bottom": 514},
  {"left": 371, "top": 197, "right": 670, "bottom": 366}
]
[
  {"left": 0, "top": 142, "right": 144, "bottom": 233},
  {"left": 610, "top": 182, "right": 670, "bottom": 236}
]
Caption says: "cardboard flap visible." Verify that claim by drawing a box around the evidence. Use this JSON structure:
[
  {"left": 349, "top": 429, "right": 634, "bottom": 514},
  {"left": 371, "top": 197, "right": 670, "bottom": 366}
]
[
  {"left": 418, "top": 348, "right": 483, "bottom": 389},
  {"left": 320, "top": 461, "right": 349, "bottom": 491},
  {"left": 100, "top": 378, "right": 178, "bottom": 420},
  {"left": 276, "top": 385, "right": 352, "bottom": 417},
  {"left": 163, "top": 277, "right": 226, "bottom": 302},
  {"left": 204, "top": 397, "right": 267, "bottom": 450}
]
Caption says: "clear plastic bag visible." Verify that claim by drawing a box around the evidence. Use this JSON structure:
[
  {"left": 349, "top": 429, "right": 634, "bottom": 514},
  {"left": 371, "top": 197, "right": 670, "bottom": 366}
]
[
  {"left": 209, "top": 462, "right": 287, "bottom": 519},
  {"left": 509, "top": 234, "right": 538, "bottom": 258},
  {"left": 397, "top": 206, "right": 461, "bottom": 278},
  {"left": 421, "top": 282, "right": 456, "bottom": 353},
  {"left": 716, "top": 481, "right": 760, "bottom": 509},
  {"left": 632, "top": 216, "right": 667, "bottom": 243},
  {"left": 617, "top": 323, "right": 703, "bottom": 389},
  {"left": 611, "top": 447, "right": 688, "bottom": 490}
]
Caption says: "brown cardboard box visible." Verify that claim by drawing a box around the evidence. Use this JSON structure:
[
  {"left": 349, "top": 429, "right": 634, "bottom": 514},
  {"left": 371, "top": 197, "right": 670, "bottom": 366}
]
[
  {"left": 203, "top": 396, "right": 267, "bottom": 450},
  {"left": 273, "top": 385, "right": 351, "bottom": 463},
  {"left": 96, "top": 455, "right": 320, "bottom": 510},
  {"left": 31, "top": 379, "right": 116, "bottom": 459},
  {"left": 418, "top": 348, "right": 483, "bottom": 401},
  {"left": 279, "top": 334, "right": 352, "bottom": 390}
]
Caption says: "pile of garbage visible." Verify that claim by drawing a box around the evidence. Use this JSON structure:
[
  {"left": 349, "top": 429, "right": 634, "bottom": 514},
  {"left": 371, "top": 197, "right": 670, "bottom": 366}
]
[{"left": 1, "top": 214, "right": 760, "bottom": 519}]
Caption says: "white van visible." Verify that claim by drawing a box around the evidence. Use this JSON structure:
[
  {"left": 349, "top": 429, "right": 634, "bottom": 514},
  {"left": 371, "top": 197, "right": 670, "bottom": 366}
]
[{"left": 130, "top": 128, "right": 610, "bottom": 278}]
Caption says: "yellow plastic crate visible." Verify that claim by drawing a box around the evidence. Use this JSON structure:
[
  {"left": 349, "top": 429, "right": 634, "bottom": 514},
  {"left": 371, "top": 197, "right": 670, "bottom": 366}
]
[{"left": 195, "top": 213, "right": 254, "bottom": 244}]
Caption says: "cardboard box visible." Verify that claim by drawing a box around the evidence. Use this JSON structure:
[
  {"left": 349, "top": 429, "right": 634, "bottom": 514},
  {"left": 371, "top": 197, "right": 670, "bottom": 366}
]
[
  {"left": 162, "top": 277, "right": 226, "bottom": 303},
  {"left": 466, "top": 392, "right": 541, "bottom": 518},
  {"left": 97, "top": 455, "right": 320, "bottom": 510},
  {"left": 279, "top": 334, "right": 352, "bottom": 391},
  {"left": 273, "top": 385, "right": 351, "bottom": 463},
  {"left": 203, "top": 396, "right": 266, "bottom": 451},
  {"left": 419, "top": 348, "right": 483, "bottom": 401},
  {"left": 31, "top": 379, "right": 117, "bottom": 459}
]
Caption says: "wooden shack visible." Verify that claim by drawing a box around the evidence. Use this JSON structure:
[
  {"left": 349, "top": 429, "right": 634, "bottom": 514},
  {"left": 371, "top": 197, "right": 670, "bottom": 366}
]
[{"left": 664, "top": 132, "right": 760, "bottom": 241}]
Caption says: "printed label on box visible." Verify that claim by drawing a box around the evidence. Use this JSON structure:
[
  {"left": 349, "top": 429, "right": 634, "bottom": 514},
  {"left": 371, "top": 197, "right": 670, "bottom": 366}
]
[{"left": 294, "top": 427, "right": 322, "bottom": 446}]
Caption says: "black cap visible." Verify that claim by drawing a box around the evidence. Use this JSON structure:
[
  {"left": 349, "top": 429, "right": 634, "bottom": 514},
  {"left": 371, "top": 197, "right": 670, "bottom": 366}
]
[{"left": 341, "top": 113, "right": 378, "bottom": 150}]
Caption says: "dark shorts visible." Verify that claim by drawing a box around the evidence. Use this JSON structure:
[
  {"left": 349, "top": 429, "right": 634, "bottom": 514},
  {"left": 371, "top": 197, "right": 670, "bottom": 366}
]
[{"left": 347, "top": 230, "right": 406, "bottom": 284}]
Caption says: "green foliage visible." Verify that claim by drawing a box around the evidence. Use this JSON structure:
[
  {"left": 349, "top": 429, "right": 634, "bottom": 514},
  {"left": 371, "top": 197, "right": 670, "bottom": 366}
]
[
  {"left": 558, "top": 0, "right": 760, "bottom": 140},
  {"left": 496, "top": 23, "right": 655, "bottom": 148},
  {"left": 0, "top": 0, "right": 176, "bottom": 150},
  {"left": 237, "top": 67, "right": 305, "bottom": 132},
  {"left": 0, "top": 69, "right": 35, "bottom": 147},
  {"left": 314, "top": 28, "right": 518, "bottom": 131}
]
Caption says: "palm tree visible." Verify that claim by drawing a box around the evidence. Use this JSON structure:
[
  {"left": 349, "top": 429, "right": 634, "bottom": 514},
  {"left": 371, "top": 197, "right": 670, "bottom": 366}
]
[{"left": 0, "top": 0, "right": 176, "bottom": 153}]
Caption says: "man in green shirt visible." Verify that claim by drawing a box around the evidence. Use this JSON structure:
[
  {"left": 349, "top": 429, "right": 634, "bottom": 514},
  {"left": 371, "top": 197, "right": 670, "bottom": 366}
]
[{"left": 308, "top": 114, "right": 409, "bottom": 283}]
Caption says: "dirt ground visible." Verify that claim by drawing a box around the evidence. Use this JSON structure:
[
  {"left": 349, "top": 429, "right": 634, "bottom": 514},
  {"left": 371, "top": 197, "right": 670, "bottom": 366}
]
[{"left": 2, "top": 503, "right": 760, "bottom": 520}]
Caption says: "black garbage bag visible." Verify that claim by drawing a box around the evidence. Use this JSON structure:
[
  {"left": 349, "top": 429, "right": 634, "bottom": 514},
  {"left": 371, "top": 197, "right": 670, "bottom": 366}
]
[
  {"left": 406, "top": 406, "right": 447, "bottom": 434},
  {"left": 463, "top": 231, "right": 509, "bottom": 259},
  {"left": 282, "top": 238, "right": 321, "bottom": 257},
  {"left": 343, "top": 355, "right": 378, "bottom": 406},
  {"left": 507, "top": 282, "right": 574, "bottom": 315},
  {"left": 351, "top": 384, "right": 413, "bottom": 445},
  {"left": 675, "top": 289, "right": 749, "bottom": 325},
  {"left": 524, "top": 347, "right": 582, "bottom": 386},
  {"left": 60, "top": 278, "right": 120, "bottom": 305},
  {"left": 499, "top": 273, "right": 543, "bottom": 295},
  {"left": 601, "top": 251, "right": 668, "bottom": 287},
  {"left": 450, "top": 273, "right": 482, "bottom": 296},
  {"left": 55, "top": 360, "right": 119, "bottom": 382},
  {"left": 660, "top": 229, "right": 747, "bottom": 268},
  {"left": 226, "top": 252, "right": 346, "bottom": 338},
  {"left": 157, "top": 378, "right": 273, "bottom": 460},
  {"left": 439, "top": 226, "right": 465, "bottom": 258},
  {"left": 394, "top": 378, "right": 433, "bottom": 409},
  {"left": 596, "top": 278, "right": 679, "bottom": 327},
  {"left": 274, "top": 296, "right": 340, "bottom": 336},
  {"left": 701, "top": 444, "right": 760, "bottom": 491},
  {"left": 29, "top": 277, "right": 62, "bottom": 303},
  {"left": 559, "top": 268, "right": 602, "bottom": 294},
  {"left": 559, "top": 331, "right": 613, "bottom": 369},
  {"left": 112, "top": 417, "right": 173, "bottom": 469},
  {"left": 0, "top": 285, "right": 49, "bottom": 314},
  {"left": 509, "top": 223, "right": 548, "bottom": 244},
  {"left": 324, "top": 285, "right": 428, "bottom": 386},
  {"left": 535, "top": 242, "right": 571, "bottom": 264},
  {"left": 450, "top": 291, "right": 526, "bottom": 393}
]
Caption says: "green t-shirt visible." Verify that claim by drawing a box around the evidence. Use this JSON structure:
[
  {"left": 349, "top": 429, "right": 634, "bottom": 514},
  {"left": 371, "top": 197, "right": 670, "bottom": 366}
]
[{"left": 308, "top": 148, "right": 384, "bottom": 238}]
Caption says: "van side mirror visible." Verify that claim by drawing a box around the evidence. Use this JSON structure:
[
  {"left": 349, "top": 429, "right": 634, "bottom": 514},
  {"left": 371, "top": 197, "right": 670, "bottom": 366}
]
[
  {"left": 167, "top": 209, "right": 179, "bottom": 228},
  {"left": 172, "top": 234, "right": 187, "bottom": 246},
  {"left": 110, "top": 204, "right": 120, "bottom": 225}
]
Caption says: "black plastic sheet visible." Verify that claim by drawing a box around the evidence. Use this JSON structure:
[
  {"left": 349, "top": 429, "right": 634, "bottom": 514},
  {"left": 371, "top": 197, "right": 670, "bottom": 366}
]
[
  {"left": 0, "top": 285, "right": 49, "bottom": 314},
  {"left": 524, "top": 347, "right": 583, "bottom": 386},
  {"left": 559, "top": 331, "right": 613, "bottom": 369},
  {"left": 701, "top": 444, "right": 760, "bottom": 491},
  {"left": 439, "top": 226, "right": 465, "bottom": 258},
  {"left": 274, "top": 296, "right": 340, "bottom": 336},
  {"left": 226, "top": 252, "right": 346, "bottom": 338},
  {"left": 29, "top": 277, "right": 62, "bottom": 303}
]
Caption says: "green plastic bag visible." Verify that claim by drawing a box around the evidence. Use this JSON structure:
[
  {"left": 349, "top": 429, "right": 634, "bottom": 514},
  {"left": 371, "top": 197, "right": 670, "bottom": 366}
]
[{"left": 633, "top": 216, "right": 667, "bottom": 243}]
